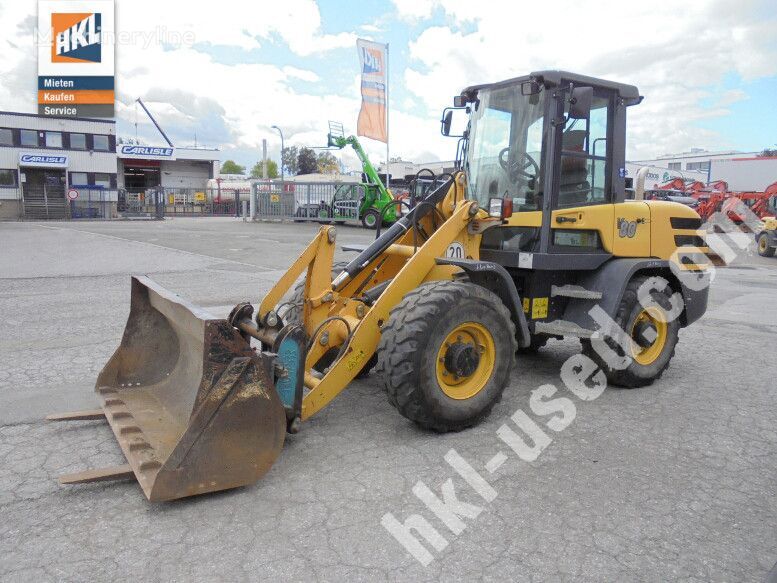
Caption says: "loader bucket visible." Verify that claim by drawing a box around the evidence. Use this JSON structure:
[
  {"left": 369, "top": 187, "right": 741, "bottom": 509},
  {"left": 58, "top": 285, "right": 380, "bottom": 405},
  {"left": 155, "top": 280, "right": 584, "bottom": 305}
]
[{"left": 92, "top": 276, "right": 286, "bottom": 502}]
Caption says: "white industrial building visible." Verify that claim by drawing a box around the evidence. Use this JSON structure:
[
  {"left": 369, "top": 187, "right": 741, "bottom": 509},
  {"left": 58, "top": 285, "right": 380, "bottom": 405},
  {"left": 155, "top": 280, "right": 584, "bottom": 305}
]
[
  {"left": 630, "top": 148, "right": 759, "bottom": 175},
  {"left": 0, "top": 111, "right": 116, "bottom": 219},
  {"left": 0, "top": 109, "right": 222, "bottom": 219},
  {"left": 117, "top": 144, "right": 220, "bottom": 192},
  {"left": 630, "top": 148, "right": 777, "bottom": 191}
]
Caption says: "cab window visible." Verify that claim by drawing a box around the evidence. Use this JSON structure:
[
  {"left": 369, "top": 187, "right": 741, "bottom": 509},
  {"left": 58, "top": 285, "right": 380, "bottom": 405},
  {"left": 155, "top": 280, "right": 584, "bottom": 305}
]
[{"left": 557, "top": 94, "right": 611, "bottom": 208}]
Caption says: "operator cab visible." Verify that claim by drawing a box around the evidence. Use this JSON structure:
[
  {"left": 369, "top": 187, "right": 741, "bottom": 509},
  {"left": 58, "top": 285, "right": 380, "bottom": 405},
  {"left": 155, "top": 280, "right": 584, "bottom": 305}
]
[{"left": 442, "top": 71, "right": 642, "bottom": 260}]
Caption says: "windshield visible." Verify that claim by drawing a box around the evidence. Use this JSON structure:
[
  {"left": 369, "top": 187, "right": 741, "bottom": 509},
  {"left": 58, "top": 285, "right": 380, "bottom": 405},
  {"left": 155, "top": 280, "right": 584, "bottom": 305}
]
[{"left": 465, "top": 83, "right": 545, "bottom": 211}]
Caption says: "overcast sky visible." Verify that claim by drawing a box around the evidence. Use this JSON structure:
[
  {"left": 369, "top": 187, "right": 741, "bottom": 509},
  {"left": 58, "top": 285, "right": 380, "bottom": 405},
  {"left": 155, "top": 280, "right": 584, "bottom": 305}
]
[{"left": 1, "top": 0, "right": 776, "bottom": 172}]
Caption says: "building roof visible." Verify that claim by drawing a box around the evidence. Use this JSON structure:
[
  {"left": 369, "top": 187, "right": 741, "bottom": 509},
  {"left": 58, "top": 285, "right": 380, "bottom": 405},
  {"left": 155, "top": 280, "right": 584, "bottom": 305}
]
[
  {"left": 631, "top": 150, "right": 760, "bottom": 162},
  {"left": 0, "top": 110, "right": 115, "bottom": 124}
]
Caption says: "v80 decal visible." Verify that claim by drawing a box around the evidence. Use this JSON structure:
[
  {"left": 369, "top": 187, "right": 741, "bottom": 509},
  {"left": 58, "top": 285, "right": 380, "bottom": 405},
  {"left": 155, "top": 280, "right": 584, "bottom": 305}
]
[{"left": 617, "top": 218, "right": 638, "bottom": 238}]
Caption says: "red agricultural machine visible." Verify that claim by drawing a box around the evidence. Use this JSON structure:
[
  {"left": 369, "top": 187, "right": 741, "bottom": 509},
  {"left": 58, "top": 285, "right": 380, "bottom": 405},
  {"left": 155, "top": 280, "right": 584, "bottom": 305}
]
[{"left": 652, "top": 177, "right": 777, "bottom": 225}]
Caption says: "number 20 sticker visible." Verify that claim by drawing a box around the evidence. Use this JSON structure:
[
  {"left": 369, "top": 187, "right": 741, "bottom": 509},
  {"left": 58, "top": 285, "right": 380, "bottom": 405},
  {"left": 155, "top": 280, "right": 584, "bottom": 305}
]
[{"left": 446, "top": 242, "right": 465, "bottom": 258}]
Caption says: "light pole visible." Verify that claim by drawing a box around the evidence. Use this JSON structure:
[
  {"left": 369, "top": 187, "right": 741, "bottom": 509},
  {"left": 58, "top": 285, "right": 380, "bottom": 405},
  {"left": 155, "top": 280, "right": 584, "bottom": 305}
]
[{"left": 271, "top": 125, "right": 284, "bottom": 181}]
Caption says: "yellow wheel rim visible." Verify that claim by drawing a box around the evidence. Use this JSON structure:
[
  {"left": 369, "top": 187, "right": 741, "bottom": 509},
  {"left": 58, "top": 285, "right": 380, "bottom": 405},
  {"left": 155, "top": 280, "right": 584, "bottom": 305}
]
[
  {"left": 630, "top": 306, "right": 668, "bottom": 366},
  {"left": 435, "top": 322, "right": 496, "bottom": 400},
  {"left": 759, "top": 236, "right": 768, "bottom": 253}
]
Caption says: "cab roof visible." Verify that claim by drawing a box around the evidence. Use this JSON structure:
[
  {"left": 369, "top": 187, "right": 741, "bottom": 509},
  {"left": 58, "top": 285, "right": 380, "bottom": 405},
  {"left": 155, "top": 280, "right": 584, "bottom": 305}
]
[{"left": 460, "top": 70, "right": 642, "bottom": 105}]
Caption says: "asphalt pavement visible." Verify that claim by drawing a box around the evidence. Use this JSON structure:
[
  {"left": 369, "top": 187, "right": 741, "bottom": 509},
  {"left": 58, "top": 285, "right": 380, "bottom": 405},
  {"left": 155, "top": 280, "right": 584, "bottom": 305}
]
[{"left": 0, "top": 217, "right": 775, "bottom": 582}]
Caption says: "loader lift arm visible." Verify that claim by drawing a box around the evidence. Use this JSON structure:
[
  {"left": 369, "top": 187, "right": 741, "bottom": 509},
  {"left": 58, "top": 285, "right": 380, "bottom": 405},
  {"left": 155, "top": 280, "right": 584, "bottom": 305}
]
[{"left": 249, "top": 173, "right": 527, "bottom": 421}]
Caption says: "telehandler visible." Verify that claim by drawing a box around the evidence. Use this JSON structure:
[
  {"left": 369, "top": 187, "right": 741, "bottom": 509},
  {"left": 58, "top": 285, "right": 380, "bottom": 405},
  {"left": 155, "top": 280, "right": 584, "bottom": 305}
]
[
  {"left": 50, "top": 71, "right": 711, "bottom": 501},
  {"left": 319, "top": 121, "right": 398, "bottom": 229}
]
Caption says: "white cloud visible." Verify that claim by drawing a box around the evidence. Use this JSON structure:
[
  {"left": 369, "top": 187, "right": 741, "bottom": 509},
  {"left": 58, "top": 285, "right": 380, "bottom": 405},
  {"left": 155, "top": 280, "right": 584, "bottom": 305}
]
[
  {"left": 397, "top": 0, "right": 777, "bottom": 158},
  {"left": 114, "top": 0, "right": 355, "bottom": 56},
  {"left": 2, "top": 0, "right": 775, "bottom": 169}
]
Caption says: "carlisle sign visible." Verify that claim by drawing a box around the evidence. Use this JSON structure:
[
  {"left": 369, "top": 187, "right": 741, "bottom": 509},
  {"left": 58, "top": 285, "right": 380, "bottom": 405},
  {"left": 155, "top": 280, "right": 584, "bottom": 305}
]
[
  {"left": 119, "top": 145, "right": 176, "bottom": 160},
  {"left": 19, "top": 153, "right": 69, "bottom": 167}
]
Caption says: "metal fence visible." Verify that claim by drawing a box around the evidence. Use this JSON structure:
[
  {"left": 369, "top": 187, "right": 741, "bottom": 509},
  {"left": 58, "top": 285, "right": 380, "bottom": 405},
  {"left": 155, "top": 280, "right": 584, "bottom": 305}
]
[
  {"left": 252, "top": 181, "right": 369, "bottom": 222},
  {"left": 70, "top": 188, "right": 116, "bottom": 219},
  {"left": 12, "top": 181, "right": 383, "bottom": 221}
]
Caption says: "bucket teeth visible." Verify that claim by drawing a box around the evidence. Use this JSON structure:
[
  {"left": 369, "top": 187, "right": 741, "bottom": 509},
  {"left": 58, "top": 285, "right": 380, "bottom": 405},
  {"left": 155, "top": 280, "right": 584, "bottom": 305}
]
[
  {"left": 139, "top": 460, "right": 162, "bottom": 471},
  {"left": 111, "top": 411, "right": 133, "bottom": 420},
  {"left": 119, "top": 425, "right": 142, "bottom": 435},
  {"left": 128, "top": 438, "right": 152, "bottom": 451}
]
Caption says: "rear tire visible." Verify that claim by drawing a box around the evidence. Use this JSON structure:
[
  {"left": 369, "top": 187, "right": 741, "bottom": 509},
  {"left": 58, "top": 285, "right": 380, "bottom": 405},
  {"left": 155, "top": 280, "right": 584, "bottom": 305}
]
[
  {"left": 361, "top": 208, "right": 381, "bottom": 230},
  {"left": 581, "top": 275, "right": 679, "bottom": 388},
  {"left": 376, "top": 281, "right": 516, "bottom": 432},
  {"left": 757, "top": 232, "right": 775, "bottom": 257}
]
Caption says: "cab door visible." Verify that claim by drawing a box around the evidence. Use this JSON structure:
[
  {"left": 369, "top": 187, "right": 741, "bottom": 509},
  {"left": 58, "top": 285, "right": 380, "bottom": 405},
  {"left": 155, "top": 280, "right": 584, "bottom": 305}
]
[{"left": 549, "top": 91, "right": 615, "bottom": 254}]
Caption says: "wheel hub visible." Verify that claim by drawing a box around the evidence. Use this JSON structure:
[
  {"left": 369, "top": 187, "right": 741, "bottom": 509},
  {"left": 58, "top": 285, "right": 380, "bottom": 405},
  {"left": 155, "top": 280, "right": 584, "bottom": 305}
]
[
  {"left": 630, "top": 307, "right": 668, "bottom": 366},
  {"left": 435, "top": 322, "right": 496, "bottom": 400},
  {"left": 443, "top": 342, "right": 480, "bottom": 378},
  {"left": 632, "top": 320, "right": 658, "bottom": 348}
]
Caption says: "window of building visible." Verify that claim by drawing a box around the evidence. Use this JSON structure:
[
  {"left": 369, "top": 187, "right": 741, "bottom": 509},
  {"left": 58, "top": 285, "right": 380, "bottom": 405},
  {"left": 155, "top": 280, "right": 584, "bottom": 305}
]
[
  {"left": 93, "top": 135, "right": 109, "bottom": 151},
  {"left": 94, "top": 173, "right": 111, "bottom": 188},
  {"left": 45, "top": 131, "right": 63, "bottom": 148},
  {"left": 668, "top": 162, "right": 681, "bottom": 171},
  {"left": 70, "top": 172, "right": 88, "bottom": 186},
  {"left": 20, "top": 129, "right": 38, "bottom": 147},
  {"left": 0, "top": 169, "right": 16, "bottom": 186},
  {"left": 69, "top": 133, "right": 86, "bottom": 150},
  {"left": 0, "top": 129, "right": 12, "bottom": 146},
  {"left": 686, "top": 161, "right": 710, "bottom": 172}
]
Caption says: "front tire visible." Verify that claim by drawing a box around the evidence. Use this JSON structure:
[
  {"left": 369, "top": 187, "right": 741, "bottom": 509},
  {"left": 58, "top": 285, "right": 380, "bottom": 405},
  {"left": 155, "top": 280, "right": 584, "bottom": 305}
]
[
  {"left": 757, "top": 232, "right": 775, "bottom": 257},
  {"left": 581, "top": 275, "right": 680, "bottom": 388},
  {"left": 376, "top": 281, "right": 516, "bottom": 432}
]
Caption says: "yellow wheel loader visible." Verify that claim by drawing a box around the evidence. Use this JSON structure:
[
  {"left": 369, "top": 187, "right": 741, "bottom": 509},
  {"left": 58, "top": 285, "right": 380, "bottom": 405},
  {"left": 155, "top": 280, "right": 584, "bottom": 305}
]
[
  {"left": 756, "top": 217, "right": 777, "bottom": 257},
  {"left": 50, "top": 71, "right": 712, "bottom": 501}
]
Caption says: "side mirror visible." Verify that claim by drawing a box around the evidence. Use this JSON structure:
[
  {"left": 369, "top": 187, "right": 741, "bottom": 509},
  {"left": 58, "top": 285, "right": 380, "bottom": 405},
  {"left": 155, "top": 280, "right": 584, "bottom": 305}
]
[
  {"left": 569, "top": 86, "right": 593, "bottom": 119},
  {"left": 441, "top": 110, "right": 453, "bottom": 136},
  {"left": 440, "top": 107, "right": 466, "bottom": 137}
]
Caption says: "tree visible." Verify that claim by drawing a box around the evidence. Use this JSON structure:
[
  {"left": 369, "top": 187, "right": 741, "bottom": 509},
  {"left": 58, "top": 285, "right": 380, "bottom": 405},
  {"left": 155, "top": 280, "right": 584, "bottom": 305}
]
[
  {"left": 282, "top": 146, "right": 299, "bottom": 175},
  {"left": 220, "top": 160, "right": 245, "bottom": 174},
  {"left": 316, "top": 151, "right": 340, "bottom": 174},
  {"left": 250, "top": 159, "right": 279, "bottom": 179},
  {"left": 297, "top": 147, "right": 318, "bottom": 175},
  {"left": 758, "top": 146, "right": 777, "bottom": 158}
]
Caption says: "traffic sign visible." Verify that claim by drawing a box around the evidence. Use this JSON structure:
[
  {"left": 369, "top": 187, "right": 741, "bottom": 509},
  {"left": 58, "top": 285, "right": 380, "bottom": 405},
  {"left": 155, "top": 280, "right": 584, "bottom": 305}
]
[{"left": 66, "top": 188, "right": 79, "bottom": 201}]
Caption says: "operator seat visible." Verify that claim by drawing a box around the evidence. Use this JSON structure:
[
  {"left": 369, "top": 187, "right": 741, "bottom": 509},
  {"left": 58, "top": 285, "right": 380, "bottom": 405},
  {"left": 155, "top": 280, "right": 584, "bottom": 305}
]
[{"left": 558, "top": 130, "right": 590, "bottom": 207}]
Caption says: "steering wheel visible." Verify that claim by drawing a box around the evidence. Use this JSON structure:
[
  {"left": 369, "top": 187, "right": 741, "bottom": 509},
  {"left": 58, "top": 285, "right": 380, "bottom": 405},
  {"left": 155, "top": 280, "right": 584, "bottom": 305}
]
[{"left": 498, "top": 148, "right": 540, "bottom": 184}]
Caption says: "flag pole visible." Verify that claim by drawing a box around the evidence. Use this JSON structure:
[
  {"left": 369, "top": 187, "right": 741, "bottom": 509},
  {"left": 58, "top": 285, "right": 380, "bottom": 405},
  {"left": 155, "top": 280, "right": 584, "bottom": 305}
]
[{"left": 385, "top": 42, "right": 390, "bottom": 191}]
